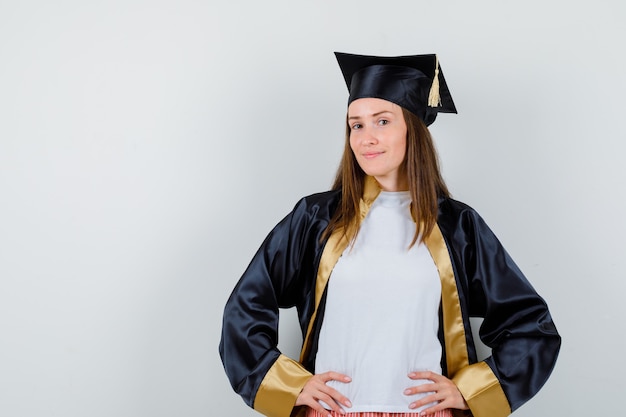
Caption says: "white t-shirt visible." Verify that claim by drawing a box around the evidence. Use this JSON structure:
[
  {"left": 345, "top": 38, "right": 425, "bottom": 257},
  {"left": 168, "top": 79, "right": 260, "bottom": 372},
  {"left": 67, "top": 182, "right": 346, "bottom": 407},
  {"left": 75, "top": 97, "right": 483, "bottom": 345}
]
[{"left": 315, "top": 191, "right": 442, "bottom": 413}]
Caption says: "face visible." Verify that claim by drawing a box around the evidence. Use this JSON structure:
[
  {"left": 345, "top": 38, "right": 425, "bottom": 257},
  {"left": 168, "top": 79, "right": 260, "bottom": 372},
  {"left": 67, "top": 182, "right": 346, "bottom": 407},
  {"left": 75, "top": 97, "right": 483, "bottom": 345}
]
[{"left": 348, "top": 98, "right": 408, "bottom": 191}]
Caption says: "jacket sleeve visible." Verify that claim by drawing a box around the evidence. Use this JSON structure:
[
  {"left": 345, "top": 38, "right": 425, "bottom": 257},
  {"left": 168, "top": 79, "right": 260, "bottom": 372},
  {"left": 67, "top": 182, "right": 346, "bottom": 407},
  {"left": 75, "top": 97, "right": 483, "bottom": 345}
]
[
  {"left": 449, "top": 208, "right": 561, "bottom": 417},
  {"left": 219, "top": 199, "right": 314, "bottom": 417}
]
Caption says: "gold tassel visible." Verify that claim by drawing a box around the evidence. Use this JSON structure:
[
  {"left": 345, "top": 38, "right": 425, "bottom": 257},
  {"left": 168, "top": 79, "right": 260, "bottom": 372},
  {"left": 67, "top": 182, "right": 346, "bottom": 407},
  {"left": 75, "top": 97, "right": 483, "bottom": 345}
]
[{"left": 428, "top": 55, "right": 441, "bottom": 107}]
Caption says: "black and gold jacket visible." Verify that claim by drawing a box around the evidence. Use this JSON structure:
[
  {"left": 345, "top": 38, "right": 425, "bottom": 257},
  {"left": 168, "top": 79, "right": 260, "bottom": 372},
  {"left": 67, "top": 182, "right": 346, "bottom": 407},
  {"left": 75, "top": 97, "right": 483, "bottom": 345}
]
[{"left": 219, "top": 178, "right": 560, "bottom": 417}]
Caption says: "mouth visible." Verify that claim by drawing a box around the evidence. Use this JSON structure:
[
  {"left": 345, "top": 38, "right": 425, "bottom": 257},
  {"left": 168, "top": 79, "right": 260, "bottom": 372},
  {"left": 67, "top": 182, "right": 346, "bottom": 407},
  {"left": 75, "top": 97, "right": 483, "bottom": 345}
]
[{"left": 362, "top": 151, "right": 383, "bottom": 159}]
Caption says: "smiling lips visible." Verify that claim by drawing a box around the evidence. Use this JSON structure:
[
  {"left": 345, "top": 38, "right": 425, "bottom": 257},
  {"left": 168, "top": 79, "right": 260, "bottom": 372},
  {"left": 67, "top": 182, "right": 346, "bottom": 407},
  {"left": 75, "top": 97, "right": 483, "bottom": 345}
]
[{"left": 362, "top": 151, "right": 384, "bottom": 159}]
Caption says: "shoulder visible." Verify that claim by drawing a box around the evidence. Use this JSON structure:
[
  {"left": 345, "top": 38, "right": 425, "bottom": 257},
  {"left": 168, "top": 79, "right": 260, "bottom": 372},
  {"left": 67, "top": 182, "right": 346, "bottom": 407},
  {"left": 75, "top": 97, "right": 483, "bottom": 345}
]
[
  {"left": 438, "top": 196, "right": 482, "bottom": 222},
  {"left": 437, "top": 197, "right": 494, "bottom": 242},
  {"left": 300, "top": 189, "right": 341, "bottom": 204},
  {"left": 291, "top": 189, "right": 341, "bottom": 216},
  {"left": 271, "top": 189, "right": 340, "bottom": 234}
]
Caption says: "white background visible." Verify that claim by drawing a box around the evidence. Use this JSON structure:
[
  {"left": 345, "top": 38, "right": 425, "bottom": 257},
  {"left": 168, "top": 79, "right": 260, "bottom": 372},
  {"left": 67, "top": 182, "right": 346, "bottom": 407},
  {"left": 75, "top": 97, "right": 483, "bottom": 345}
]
[{"left": 1, "top": 1, "right": 625, "bottom": 416}]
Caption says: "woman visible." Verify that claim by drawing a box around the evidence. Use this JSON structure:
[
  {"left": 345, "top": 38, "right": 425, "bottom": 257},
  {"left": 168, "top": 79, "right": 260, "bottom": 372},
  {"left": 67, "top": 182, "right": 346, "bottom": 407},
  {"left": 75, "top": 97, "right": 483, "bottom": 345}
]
[{"left": 219, "top": 52, "right": 560, "bottom": 417}]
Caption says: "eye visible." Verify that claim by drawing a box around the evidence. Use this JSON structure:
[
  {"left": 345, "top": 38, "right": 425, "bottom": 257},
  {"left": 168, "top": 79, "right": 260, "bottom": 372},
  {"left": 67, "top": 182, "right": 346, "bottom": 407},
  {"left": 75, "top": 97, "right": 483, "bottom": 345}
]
[
  {"left": 351, "top": 123, "right": 362, "bottom": 131},
  {"left": 377, "top": 119, "right": 389, "bottom": 126}
]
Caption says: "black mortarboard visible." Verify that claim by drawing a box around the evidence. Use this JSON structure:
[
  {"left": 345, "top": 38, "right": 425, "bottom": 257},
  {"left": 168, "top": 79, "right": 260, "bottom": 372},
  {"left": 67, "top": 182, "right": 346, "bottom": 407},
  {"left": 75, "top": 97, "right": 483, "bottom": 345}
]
[{"left": 334, "top": 52, "right": 457, "bottom": 126}]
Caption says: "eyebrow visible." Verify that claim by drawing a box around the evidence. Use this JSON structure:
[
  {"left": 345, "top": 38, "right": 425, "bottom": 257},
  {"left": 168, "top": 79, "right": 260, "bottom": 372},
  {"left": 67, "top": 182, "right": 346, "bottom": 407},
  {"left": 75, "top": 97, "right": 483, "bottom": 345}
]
[{"left": 348, "top": 110, "right": 393, "bottom": 121}]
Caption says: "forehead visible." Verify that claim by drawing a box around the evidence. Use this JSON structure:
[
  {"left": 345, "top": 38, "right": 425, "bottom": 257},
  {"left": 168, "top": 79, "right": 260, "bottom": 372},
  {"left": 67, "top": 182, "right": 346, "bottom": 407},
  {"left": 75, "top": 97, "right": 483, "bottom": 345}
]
[{"left": 347, "top": 97, "right": 402, "bottom": 117}]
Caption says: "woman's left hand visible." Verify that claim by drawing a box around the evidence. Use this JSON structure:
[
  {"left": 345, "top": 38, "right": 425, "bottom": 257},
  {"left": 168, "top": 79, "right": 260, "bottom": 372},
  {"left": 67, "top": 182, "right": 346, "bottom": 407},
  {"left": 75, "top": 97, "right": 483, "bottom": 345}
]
[{"left": 404, "top": 371, "right": 469, "bottom": 415}]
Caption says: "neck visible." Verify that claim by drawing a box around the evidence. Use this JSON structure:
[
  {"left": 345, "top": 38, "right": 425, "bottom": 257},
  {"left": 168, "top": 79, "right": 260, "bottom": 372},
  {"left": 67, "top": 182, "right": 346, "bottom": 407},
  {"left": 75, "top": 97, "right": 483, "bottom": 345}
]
[{"left": 374, "top": 176, "right": 409, "bottom": 192}]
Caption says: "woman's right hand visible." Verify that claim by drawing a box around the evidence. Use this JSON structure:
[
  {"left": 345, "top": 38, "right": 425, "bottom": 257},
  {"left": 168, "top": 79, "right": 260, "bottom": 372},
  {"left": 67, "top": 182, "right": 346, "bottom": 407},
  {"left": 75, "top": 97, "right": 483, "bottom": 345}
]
[{"left": 295, "top": 371, "right": 352, "bottom": 416}]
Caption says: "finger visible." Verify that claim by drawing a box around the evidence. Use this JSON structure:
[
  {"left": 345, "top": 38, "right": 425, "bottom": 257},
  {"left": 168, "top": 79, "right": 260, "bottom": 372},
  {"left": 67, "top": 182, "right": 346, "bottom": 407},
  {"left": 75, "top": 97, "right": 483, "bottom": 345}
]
[
  {"left": 300, "top": 383, "right": 351, "bottom": 412},
  {"left": 316, "top": 393, "right": 346, "bottom": 414},
  {"left": 323, "top": 385, "right": 352, "bottom": 409},
  {"left": 408, "top": 392, "right": 439, "bottom": 410},
  {"left": 408, "top": 371, "right": 441, "bottom": 381},
  {"left": 404, "top": 383, "right": 438, "bottom": 396},
  {"left": 306, "top": 389, "right": 348, "bottom": 411},
  {"left": 308, "top": 402, "right": 335, "bottom": 417},
  {"left": 411, "top": 390, "right": 464, "bottom": 414},
  {"left": 298, "top": 390, "right": 342, "bottom": 416},
  {"left": 296, "top": 371, "right": 352, "bottom": 414},
  {"left": 311, "top": 373, "right": 351, "bottom": 408},
  {"left": 321, "top": 371, "right": 352, "bottom": 383},
  {"left": 416, "top": 401, "right": 446, "bottom": 416}
]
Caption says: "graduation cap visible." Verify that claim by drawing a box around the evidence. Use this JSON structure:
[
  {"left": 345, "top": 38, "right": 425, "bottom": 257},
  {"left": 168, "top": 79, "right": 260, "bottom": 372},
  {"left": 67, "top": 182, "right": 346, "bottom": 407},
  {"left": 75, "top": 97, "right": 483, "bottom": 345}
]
[{"left": 335, "top": 52, "right": 457, "bottom": 126}]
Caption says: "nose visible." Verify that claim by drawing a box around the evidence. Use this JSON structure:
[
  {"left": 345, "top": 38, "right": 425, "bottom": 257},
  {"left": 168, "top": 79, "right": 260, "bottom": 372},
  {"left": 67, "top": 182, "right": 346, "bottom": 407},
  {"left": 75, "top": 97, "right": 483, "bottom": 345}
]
[{"left": 361, "top": 130, "right": 378, "bottom": 145}]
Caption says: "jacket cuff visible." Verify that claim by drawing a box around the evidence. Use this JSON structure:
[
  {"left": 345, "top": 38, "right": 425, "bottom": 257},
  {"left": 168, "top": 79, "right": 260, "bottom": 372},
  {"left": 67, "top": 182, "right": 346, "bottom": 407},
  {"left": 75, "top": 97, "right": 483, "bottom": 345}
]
[
  {"left": 452, "top": 362, "right": 511, "bottom": 417},
  {"left": 254, "top": 354, "right": 313, "bottom": 417}
]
